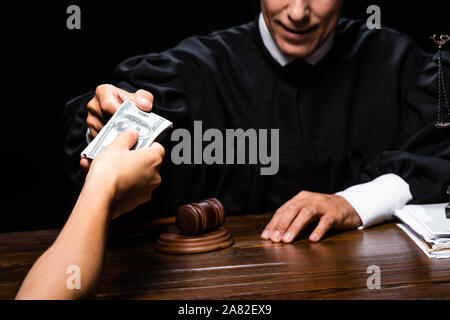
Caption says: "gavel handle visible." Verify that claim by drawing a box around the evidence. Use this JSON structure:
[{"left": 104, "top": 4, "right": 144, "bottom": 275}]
[
  {"left": 143, "top": 217, "right": 176, "bottom": 229},
  {"left": 110, "top": 217, "right": 176, "bottom": 238}
]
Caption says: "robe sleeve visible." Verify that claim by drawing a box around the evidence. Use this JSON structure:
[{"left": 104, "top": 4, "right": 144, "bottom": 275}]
[
  {"left": 62, "top": 36, "right": 207, "bottom": 187},
  {"left": 361, "top": 48, "right": 450, "bottom": 204}
]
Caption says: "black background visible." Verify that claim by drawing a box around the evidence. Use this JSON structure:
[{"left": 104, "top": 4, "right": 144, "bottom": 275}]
[{"left": 2, "top": 0, "right": 449, "bottom": 232}]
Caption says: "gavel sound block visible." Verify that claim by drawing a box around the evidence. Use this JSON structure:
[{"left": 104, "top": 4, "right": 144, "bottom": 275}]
[{"left": 154, "top": 198, "right": 234, "bottom": 254}]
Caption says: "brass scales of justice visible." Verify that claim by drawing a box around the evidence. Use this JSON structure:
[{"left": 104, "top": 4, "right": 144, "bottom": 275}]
[
  {"left": 430, "top": 34, "right": 450, "bottom": 218},
  {"left": 431, "top": 34, "right": 450, "bottom": 128}
]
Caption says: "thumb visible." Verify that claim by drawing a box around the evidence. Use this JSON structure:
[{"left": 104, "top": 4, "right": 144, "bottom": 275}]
[
  {"left": 133, "top": 89, "right": 154, "bottom": 112},
  {"left": 110, "top": 129, "right": 139, "bottom": 149}
]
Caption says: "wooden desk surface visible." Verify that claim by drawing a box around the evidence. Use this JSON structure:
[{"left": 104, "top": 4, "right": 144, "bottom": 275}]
[{"left": 1, "top": 213, "right": 450, "bottom": 299}]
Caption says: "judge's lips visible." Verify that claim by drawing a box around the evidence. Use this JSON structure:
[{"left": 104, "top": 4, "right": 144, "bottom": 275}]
[{"left": 278, "top": 21, "right": 318, "bottom": 41}]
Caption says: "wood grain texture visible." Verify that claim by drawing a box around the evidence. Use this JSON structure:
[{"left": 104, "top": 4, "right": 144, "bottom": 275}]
[{"left": 1, "top": 214, "right": 450, "bottom": 299}]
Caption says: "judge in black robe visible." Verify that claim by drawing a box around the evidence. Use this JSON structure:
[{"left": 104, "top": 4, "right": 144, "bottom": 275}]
[{"left": 63, "top": 1, "right": 450, "bottom": 242}]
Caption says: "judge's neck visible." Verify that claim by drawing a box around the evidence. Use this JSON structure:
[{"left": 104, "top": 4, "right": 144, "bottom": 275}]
[{"left": 258, "top": 13, "right": 334, "bottom": 67}]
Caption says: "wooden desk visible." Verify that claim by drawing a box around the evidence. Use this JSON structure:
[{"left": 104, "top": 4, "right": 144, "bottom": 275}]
[{"left": 1, "top": 214, "right": 450, "bottom": 299}]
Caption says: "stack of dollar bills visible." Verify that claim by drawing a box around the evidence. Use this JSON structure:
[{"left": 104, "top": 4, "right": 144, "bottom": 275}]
[{"left": 82, "top": 100, "right": 172, "bottom": 159}]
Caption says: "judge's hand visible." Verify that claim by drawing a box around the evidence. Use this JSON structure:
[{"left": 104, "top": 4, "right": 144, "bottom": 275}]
[
  {"left": 261, "top": 191, "right": 362, "bottom": 243},
  {"left": 83, "top": 129, "right": 165, "bottom": 219},
  {"left": 87, "top": 84, "right": 154, "bottom": 138}
]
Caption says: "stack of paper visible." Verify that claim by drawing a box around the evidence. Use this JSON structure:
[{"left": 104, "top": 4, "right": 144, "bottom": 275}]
[{"left": 394, "top": 203, "right": 450, "bottom": 259}]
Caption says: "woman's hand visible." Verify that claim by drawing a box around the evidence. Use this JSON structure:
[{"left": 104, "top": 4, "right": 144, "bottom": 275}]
[{"left": 84, "top": 129, "right": 165, "bottom": 218}]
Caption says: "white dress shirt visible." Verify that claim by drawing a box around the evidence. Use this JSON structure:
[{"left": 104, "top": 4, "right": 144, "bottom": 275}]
[{"left": 87, "top": 14, "right": 413, "bottom": 228}]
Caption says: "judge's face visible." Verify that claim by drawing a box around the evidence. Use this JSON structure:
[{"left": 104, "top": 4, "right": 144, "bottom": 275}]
[{"left": 261, "top": 0, "right": 342, "bottom": 59}]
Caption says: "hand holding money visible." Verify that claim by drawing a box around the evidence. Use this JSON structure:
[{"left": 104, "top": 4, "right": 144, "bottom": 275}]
[
  {"left": 82, "top": 98, "right": 172, "bottom": 157},
  {"left": 87, "top": 84, "right": 154, "bottom": 138},
  {"left": 85, "top": 129, "right": 165, "bottom": 219}
]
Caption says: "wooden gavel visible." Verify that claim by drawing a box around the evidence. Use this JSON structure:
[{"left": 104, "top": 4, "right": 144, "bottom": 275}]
[{"left": 176, "top": 198, "right": 226, "bottom": 235}]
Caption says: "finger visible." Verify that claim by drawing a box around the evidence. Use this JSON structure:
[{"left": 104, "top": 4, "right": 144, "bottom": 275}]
[
  {"left": 139, "top": 142, "right": 166, "bottom": 169},
  {"left": 137, "top": 141, "right": 165, "bottom": 156},
  {"left": 309, "top": 215, "right": 334, "bottom": 242},
  {"left": 132, "top": 89, "right": 154, "bottom": 112},
  {"left": 96, "top": 84, "right": 122, "bottom": 117},
  {"left": 261, "top": 211, "right": 283, "bottom": 240},
  {"left": 87, "top": 112, "right": 105, "bottom": 133},
  {"left": 87, "top": 96, "right": 106, "bottom": 123},
  {"left": 90, "top": 128, "right": 99, "bottom": 139},
  {"left": 282, "top": 206, "right": 320, "bottom": 243},
  {"left": 272, "top": 201, "right": 309, "bottom": 242},
  {"left": 148, "top": 142, "right": 165, "bottom": 157},
  {"left": 115, "top": 87, "right": 134, "bottom": 103},
  {"left": 109, "top": 129, "right": 139, "bottom": 149},
  {"left": 261, "top": 199, "right": 298, "bottom": 239},
  {"left": 270, "top": 210, "right": 300, "bottom": 242},
  {"left": 262, "top": 194, "right": 311, "bottom": 241},
  {"left": 80, "top": 157, "right": 91, "bottom": 172}
]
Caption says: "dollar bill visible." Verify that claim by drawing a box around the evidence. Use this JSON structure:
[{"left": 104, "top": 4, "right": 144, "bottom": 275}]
[{"left": 81, "top": 100, "right": 173, "bottom": 159}]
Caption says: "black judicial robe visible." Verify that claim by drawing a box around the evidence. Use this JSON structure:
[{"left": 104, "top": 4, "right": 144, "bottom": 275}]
[{"left": 63, "top": 18, "right": 450, "bottom": 219}]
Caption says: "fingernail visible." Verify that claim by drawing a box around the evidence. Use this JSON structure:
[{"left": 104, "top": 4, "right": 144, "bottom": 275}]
[
  {"left": 310, "top": 233, "right": 319, "bottom": 242},
  {"left": 261, "top": 230, "right": 270, "bottom": 239},
  {"left": 282, "top": 232, "right": 292, "bottom": 242},
  {"left": 136, "top": 97, "right": 152, "bottom": 111},
  {"left": 272, "top": 230, "right": 281, "bottom": 242}
]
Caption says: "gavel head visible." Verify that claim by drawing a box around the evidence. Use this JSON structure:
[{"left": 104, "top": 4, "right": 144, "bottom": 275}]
[{"left": 176, "top": 198, "right": 225, "bottom": 236}]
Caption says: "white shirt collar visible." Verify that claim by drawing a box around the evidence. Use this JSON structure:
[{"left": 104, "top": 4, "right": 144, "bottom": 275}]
[{"left": 258, "top": 13, "right": 334, "bottom": 67}]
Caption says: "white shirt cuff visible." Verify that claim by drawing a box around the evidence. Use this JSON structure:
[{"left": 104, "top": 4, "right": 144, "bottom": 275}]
[
  {"left": 336, "top": 173, "right": 413, "bottom": 229},
  {"left": 86, "top": 128, "right": 93, "bottom": 144}
]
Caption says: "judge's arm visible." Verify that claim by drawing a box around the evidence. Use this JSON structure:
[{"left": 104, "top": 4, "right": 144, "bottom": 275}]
[
  {"left": 262, "top": 48, "right": 450, "bottom": 244},
  {"left": 16, "top": 130, "right": 165, "bottom": 300}
]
